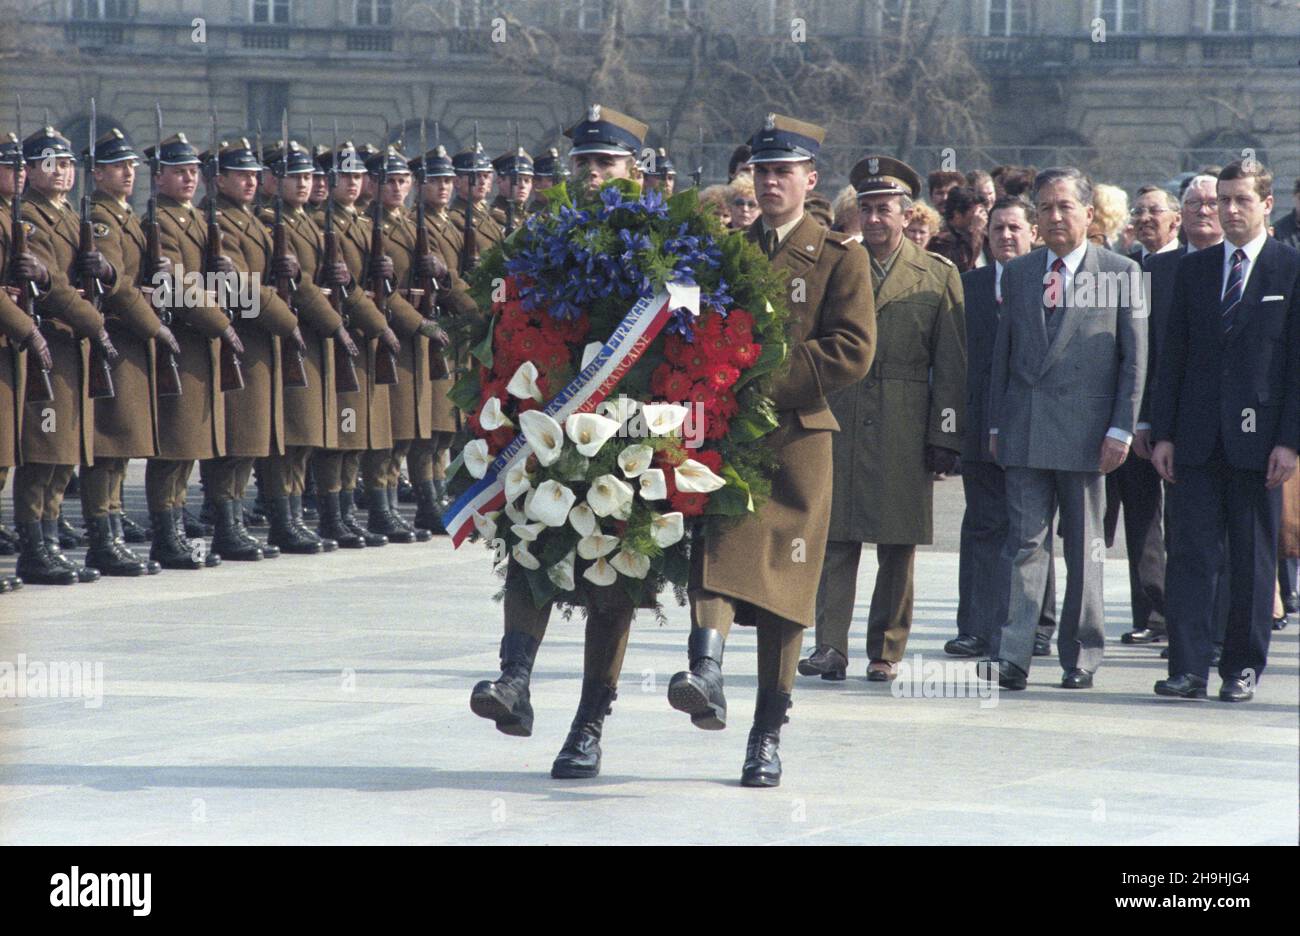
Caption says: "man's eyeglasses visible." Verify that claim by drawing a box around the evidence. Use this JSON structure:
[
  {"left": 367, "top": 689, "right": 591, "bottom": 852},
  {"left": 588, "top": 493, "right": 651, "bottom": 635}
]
[
  {"left": 1130, "top": 206, "right": 1171, "bottom": 218},
  {"left": 1183, "top": 199, "right": 1218, "bottom": 212}
]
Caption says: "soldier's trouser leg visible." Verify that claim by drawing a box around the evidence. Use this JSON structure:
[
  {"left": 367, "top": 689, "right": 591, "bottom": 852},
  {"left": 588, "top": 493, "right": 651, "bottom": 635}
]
[
  {"left": 865, "top": 544, "right": 917, "bottom": 663},
  {"left": 362, "top": 448, "right": 392, "bottom": 491},
  {"left": 504, "top": 563, "right": 551, "bottom": 642},
  {"left": 386, "top": 440, "right": 411, "bottom": 489},
  {"left": 584, "top": 604, "right": 635, "bottom": 687},
  {"left": 814, "top": 540, "right": 862, "bottom": 657},
  {"left": 267, "top": 447, "right": 312, "bottom": 496},
  {"left": 13, "top": 464, "right": 57, "bottom": 522},
  {"left": 202, "top": 458, "right": 242, "bottom": 502},
  {"left": 110, "top": 463, "right": 127, "bottom": 514},
  {"left": 146, "top": 459, "right": 189, "bottom": 512},
  {"left": 755, "top": 612, "right": 804, "bottom": 694},
  {"left": 408, "top": 435, "right": 448, "bottom": 483},
  {"left": 341, "top": 450, "right": 362, "bottom": 491},
  {"left": 43, "top": 464, "right": 76, "bottom": 522},
  {"left": 80, "top": 458, "right": 125, "bottom": 521},
  {"left": 313, "top": 451, "right": 344, "bottom": 493}
]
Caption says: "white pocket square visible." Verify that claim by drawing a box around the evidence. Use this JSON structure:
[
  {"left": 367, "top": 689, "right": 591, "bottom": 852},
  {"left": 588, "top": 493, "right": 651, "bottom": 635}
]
[{"left": 1262, "top": 295, "right": 1285, "bottom": 302}]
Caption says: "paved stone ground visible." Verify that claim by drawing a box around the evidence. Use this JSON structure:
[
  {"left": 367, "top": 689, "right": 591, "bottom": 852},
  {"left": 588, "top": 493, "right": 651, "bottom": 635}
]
[{"left": 0, "top": 470, "right": 1295, "bottom": 845}]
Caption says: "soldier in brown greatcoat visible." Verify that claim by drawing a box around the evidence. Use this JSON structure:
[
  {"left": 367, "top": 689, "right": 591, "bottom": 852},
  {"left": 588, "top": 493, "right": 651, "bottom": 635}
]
[
  {"left": 489, "top": 147, "right": 533, "bottom": 235},
  {"left": 447, "top": 143, "right": 502, "bottom": 277}
]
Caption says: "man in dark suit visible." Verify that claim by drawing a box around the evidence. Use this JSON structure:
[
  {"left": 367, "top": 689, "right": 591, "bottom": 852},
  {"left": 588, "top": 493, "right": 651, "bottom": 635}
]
[
  {"left": 948, "top": 195, "right": 1057, "bottom": 659},
  {"left": 1152, "top": 160, "right": 1300, "bottom": 702},
  {"left": 1271, "top": 178, "right": 1299, "bottom": 250}
]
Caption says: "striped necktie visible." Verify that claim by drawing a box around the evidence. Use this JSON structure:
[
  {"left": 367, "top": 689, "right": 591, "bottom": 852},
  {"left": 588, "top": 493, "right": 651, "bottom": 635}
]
[
  {"left": 1044, "top": 257, "right": 1066, "bottom": 315},
  {"left": 1221, "top": 248, "right": 1246, "bottom": 334}
]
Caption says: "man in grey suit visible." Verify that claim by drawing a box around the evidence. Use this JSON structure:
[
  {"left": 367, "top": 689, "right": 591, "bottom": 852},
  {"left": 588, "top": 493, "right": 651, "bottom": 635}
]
[{"left": 984, "top": 167, "right": 1148, "bottom": 690}]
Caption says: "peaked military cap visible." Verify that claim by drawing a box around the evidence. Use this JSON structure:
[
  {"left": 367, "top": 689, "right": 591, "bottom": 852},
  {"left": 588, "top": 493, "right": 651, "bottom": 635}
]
[
  {"left": 649, "top": 147, "right": 676, "bottom": 178},
  {"left": 492, "top": 147, "right": 534, "bottom": 176},
  {"left": 452, "top": 142, "right": 493, "bottom": 174},
  {"left": 366, "top": 145, "right": 411, "bottom": 176},
  {"left": 0, "top": 132, "right": 22, "bottom": 168},
  {"left": 310, "top": 144, "right": 329, "bottom": 175},
  {"left": 850, "top": 155, "right": 921, "bottom": 200},
  {"left": 23, "top": 126, "right": 74, "bottom": 162},
  {"left": 565, "top": 105, "right": 647, "bottom": 157},
  {"left": 143, "top": 133, "right": 201, "bottom": 166},
  {"left": 533, "top": 147, "right": 568, "bottom": 179},
  {"left": 266, "top": 140, "right": 314, "bottom": 175},
  {"left": 208, "top": 137, "right": 261, "bottom": 172},
  {"left": 320, "top": 141, "right": 365, "bottom": 174},
  {"left": 411, "top": 144, "right": 455, "bottom": 178},
  {"left": 87, "top": 128, "right": 137, "bottom": 164},
  {"left": 747, "top": 114, "right": 824, "bottom": 164}
]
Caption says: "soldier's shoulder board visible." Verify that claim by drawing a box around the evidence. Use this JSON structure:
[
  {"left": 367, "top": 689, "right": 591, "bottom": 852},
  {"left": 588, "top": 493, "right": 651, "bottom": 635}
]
[
  {"left": 926, "top": 250, "right": 956, "bottom": 267},
  {"left": 824, "top": 230, "right": 855, "bottom": 247}
]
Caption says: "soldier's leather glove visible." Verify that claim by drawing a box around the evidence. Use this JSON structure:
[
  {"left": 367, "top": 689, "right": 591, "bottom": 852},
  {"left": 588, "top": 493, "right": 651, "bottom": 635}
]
[
  {"left": 151, "top": 255, "right": 173, "bottom": 278},
  {"left": 14, "top": 251, "right": 49, "bottom": 288},
  {"left": 272, "top": 253, "right": 301, "bottom": 282},
  {"left": 290, "top": 325, "right": 307, "bottom": 354},
  {"left": 924, "top": 445, "right": 961, "bottom": 476},
  {"left": 21, "top": 328, "right": 52, "bottom": 371},
  {"left": 334, "top": 324, "right": 359, "bottom": 357},
  {"left": 416, "top": 252, "right": 447, "bottom": 284},
  {"left": 77, "top": 250, "right": 114, "bottom": 284},
  {"left": 326, "top": 261, "right": 352, "bottom": 288},
  {"left": 211, "top": 254, "right": 237, "bottom": 276},
  {"left": 155, "top": 324, "right": 181, "bottom": 357},
  {"left": 220, "top": 325, "right": 245, "bottom": 355},
  {"left": 96, "top": 329, "right": 119, "bottom": 364},
  {"left": 368, "top": 254, "right": 395, "bottom": 283},
  {"left": 416, "top": 320, "right": 450, "bottom": 348},
  {"left": 379, "top": 326, "right": 401, "bottom": 357}
]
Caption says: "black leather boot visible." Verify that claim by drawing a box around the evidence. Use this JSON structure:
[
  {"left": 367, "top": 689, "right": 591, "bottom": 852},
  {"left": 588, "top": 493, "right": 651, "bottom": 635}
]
[
  {"left": 119, "top": 512, "right": 150, "bottom": 544},
  {"left": 366, "top": 487, "right": 415, "bottom": 544},
  {"left": 0, "top": 517, "right": 17, "bottom": 556},
  {"left": 413, "top": 480, "right": 445, "bottom": 534},
  {"left": 85, "top": 515, "right": 148, "bottom": 576},
  {"left": 175, "top": 507, "right": 221, "bottom": 566},
  {"left": 111, "top": 513, "right": 160, "bottom": 574},
  {"left": 741, "top": 689, "right": 791, "bottom": 788},
  {"left": 150, "top": 511, "right": 202, "bottom": 569},
  {"left": 15, "top": 521, "right": 77, "bottom": 585},
  {"left": 0, "top": 574, "right": 20, "bottom": 592},
  {"left": 397, "top": 474, "right": 416, "bottom": 503},
  {"left": 267, "top": 496, "right": 322, "bottom": 554},
  {"left": 211, "top": 499, "right": 263, "bottom": 561},
  {"left": 58, "top": 515, "right": 84, "bottom": 548},
  {"left": 388, "top": 485, "right": 431, "bottom": 542},
  {"left": 183, "top": 505, "right": 212, "bottom": 539},
  {"left": 43, "top": 517, "right": 98, "bottom": 582},
  {"left": 341, "top": 489, "right": 386, "bottom": 547},
  {"left": 470, "top": 631, "right": 539, "bottom": 736},
  {"left": 551, "top": 680, "right": 617, "bottom": 779},
  {"left": 290, "top": 494, "right": 334, "bottom": 551},
  {"left": 667, "top": 627, "right": 727, "bottom": 729},
  {"left": 317, "top": 491, "right": 363, "bottom": 549},
  {"left": 234, "top": 498, "right": 279, "bottom": 558}
]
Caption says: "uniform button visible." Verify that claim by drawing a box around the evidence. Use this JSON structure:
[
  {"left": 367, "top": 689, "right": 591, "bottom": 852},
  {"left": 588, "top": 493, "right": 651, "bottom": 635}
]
[{"left": 863, "top": 418, "right": 873, "bottom": 426}]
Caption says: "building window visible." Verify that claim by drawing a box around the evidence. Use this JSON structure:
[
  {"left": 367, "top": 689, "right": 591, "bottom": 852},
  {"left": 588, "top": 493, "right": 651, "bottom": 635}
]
[
  {"left": 355, "top": 0, "right": 392, "bottom": 26},
  {"left": 251, "top": 0, "right": 291, "bottom": 25},
  {"left": 666, "top": 0, "right": 694, "bottom": 30},
  {"left": 985, "top": 0, "right": 1029, "bottom": 36},
  {"left": 561, "top": 0, "right": 606, "bottom": 31},
  {"left": 1097, "top": 0, "right": 1140, "bottom": 33},
  {"left": 71, "top": 0, "right": 134, "bottom": 18},
  {"left": 1210, "top": 0, "right": 1252, "bottom": 32}
]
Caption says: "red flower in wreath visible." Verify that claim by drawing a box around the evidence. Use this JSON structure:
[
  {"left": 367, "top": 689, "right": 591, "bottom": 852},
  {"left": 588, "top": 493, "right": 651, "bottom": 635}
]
[
  {"left": 707, "top": 363, "right": 741, "bottom": 392},
  {"left": 651, "top": 363, "right": 694, "bottom": 401},
  {"left": 670, "top": 490, "right": 709, "bottom": 517},
  {"left": 730, "top": 340, "right": 762, "bottom": 369},
  {"left": 691, "top": 449, "right": 724, "bottom": 474}
]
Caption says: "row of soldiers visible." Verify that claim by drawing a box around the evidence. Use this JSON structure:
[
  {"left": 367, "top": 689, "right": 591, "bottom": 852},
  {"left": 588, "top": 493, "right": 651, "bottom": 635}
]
[{"left": 0, "top": 120, "right": 627, "bottom": 589}]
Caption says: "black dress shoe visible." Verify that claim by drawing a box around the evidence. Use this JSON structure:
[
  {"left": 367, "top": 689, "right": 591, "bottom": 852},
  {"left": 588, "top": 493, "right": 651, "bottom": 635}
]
[
  {"left": 1218, "top": 676, "right": 1254, "bottom": 703},
  {"left": 1160, "top": 647, "right": 1169, "bottom": 659},
  {"left": 1154, "top": 673, "right": 1208, "bottom": 699},
  {"left": 1061, "top": 668, "right": 1093, "bottom": 689},
  {"left": 1121, "top": 627, "right": 1166, "bottom": 645},
  {"left": 1210, "top": 645, "right": 1222, "bottom": 666},
  {"left": 1273, "top": 616, "right": 1288, "bottom": 631},
  {"left": 1033, "top": 632, "right": 1051, "bottom": 656},
  {"left": 943, "top": 634, "right": 987, "bottom": 657},
  {"left": 978, "top": 659, "right": 1026, "bottom": 690},
  {"left": 797, "top": 645, "right": 848, "bottom": 680}
]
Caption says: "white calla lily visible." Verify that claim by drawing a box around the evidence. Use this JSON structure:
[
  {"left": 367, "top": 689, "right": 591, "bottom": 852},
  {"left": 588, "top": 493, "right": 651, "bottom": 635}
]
[
  {"left": 577, "top": 532, "right": 620, "bottom": 560},
  {"left": 582, "top": 556, "right": 618, "bottom": 586},
  {"left": 510, "top": 521, "right": 544, "bottom": 542},
  {"left": 526, "top": 480, "right": 576, "bottom": 527},
  {"left": 505, "top": 495, "right": 528, "bottom": 526},
  {"left": 611, "top": 548, "right": 651, "bottom": 580},
  {"left": 518, "top": 410, "right": 564, "bottom": 466},
  {"left": 617, "top": 444, "right": 654, "bottom": 479},
  {"left": 674, "top": 458, "right": 727, "bottom": 493},
  {"left": 511, "top": 542, "right": 540, "bottom": 570},
  {"left": 642, "top": 402, "right": 690, "bottom": 436},
  {"left": 587, "top": 473, "right": 634, "bottom": 519},
  {"left": 599, "top": 395, "right": 639, "bottom": 425},
  {"left": 479, "top": 395, "right": 511, "bottom": 431},
  {"left": 565, "top": 412, "right": 621, "bottom": 457},
  {"left": 651, "top": 511, "right": 685, "bottom": 548},
  {"left": 638, "top": 468, "right": 668, "bottom": 501},
  {"left": 568, "top": 502, "right": 598, "bottom": 538},
  {"left": 471, "top": 510, "right": 500, "bottom": 541},
  {"left": 463, "top": 439, "right": 491, "bottom": 479},
  {"left": 506, "top": 360, "right": 543, "bottom": 402},
  {"left": 504, "top": 461, "right": 532, "bottom": 500},
  {"left": 580, "top": 342, "right": 603, "bottom": 370},
  {"left": 548, "top": 550, "right": 576, "bottom": 591}
]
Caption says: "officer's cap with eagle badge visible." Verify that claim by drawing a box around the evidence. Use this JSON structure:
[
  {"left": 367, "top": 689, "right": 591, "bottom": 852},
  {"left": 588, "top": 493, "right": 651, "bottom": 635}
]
[
  {"left": 746, "top": 113, "right": 825, "bottom": 164},
  {"left": 412, "top": 145, "right": 455, "bottom": 178},
  {"left": 205, "top": 138, "right": 262, "bottom": 172},
  {"left": 564, "top": 105, "right": 647, "bottom": 158},
  {"left": 850, "top": 155, "right": 922, "bottom": 200},
  {"left": 144, "top": 133, "right": 201, "bottom": 167},
  {"left": 452, "top": 141, "right": 493, "bottom": 175},
  {"left": 86, "top": 128, "right": 137, "bottom": 165},
  {"left": 264, "top": 140, "right": 315, "bottom": 176},
  {"left": 0, "top": 131, "right": 22, "bottom": 168},
  {"left": 22, "top": 126, "right": 74, "bottom": 162},
  {"left": 532, "top": 147, "right": 568, "bottom": 180},
  {"left": 492, "top": 148, "right": 534, "bottom": 177},
  {"left": 366, "top": 145, "right": 411, "bottom": 177}
]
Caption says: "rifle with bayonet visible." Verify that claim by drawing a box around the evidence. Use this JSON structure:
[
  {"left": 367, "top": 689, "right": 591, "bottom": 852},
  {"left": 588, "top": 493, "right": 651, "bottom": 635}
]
[
  {"left": 413, "top": 119, "right": 450, "bottom": 380},
  {"left": 269, "top": 112, "right": 308, "bottom": 389},
  {"left": 204, "top": 113, "right": 244, "bottom": 392},
  {"left": 147, "top": 103, "right": 181, "bottom": 397},
  {"left": 78, "top": 97, "right": 117, "bottom": 400},
  {"left": 692, "top": 125, "right": 703, "bottom": 190},
  {"left": 459, "top": 122, "right": 480, "bottom": 276},
  {"left": 367, "top": 135, "right": 398, "bottom": 387},
  {"left": 503, "top": 123, "right": 520, "bottom": 238},
  {"left": 320, "top": 121, "right": 359, "bottom": 394},
  {"left": 8, "top": 97, "right": 53, "bottom": 403}
]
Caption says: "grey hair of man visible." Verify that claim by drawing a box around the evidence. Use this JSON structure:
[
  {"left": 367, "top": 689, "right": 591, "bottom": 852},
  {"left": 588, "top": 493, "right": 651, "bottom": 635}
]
[
  {"left": 1031, "top": 166, "right": 1092, "bottom": 206},
  {"left": 1180, "top": 173, "right": 1218, "bottom": 205}
]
